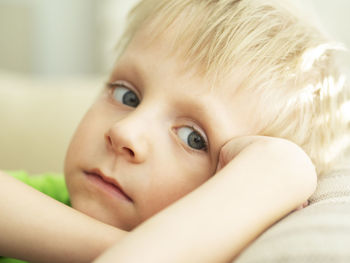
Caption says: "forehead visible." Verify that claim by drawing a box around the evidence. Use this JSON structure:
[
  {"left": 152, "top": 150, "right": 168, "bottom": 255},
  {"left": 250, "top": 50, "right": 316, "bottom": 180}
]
[{"left": 112, "top": 26, "right": 267, "bottom": 147}]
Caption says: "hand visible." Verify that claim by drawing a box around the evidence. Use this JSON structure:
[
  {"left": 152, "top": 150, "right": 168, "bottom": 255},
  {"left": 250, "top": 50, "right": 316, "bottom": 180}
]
[
  {"left": 215, "top": 135, "right": 316, "bottom": 210},
  {"left": 216, "top": 135, "right": 278, "bottom": 172}
]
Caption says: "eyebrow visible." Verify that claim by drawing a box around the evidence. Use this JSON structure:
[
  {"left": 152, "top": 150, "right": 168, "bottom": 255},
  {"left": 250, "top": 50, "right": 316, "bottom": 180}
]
[
  {"left": 178, "top": 97, "right": 220, "bottom": 134},
  {"left": 112, "top": 52, "right": 155, "bottom": 88},
  {"left": 110, "top": 62, "right": 145, "bottom": 89}
]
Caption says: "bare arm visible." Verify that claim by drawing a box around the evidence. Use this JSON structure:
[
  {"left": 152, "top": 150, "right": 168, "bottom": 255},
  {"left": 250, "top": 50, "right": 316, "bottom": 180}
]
[
  {"left": 95, "top": 136, "right": 317, "bottom": 263},
  {"left": 0, "top": 171, "right": 127, "bottom": 263}
]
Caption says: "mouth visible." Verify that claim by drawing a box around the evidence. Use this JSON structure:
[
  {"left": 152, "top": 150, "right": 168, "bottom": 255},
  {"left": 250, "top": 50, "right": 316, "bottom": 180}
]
[{"left": 84, "top": 169, "right": 133, "bottom": 202}]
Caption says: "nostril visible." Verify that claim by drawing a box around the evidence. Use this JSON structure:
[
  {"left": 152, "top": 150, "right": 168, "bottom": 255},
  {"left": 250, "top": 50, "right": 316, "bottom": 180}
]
[{"left": 123, "top": 147, "right": 135, "bottom": 157}]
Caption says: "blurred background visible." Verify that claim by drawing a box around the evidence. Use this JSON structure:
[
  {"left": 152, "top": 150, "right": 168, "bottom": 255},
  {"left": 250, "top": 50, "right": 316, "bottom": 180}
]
[
  {"left": 0, "top": 0, "right": 139, "bottom": 77},
  {"left": 0, "top": 0, "right": 349, "bottom": 77},
  {"left": 0, "top": 0, "right": 349, "bottom": 174}
]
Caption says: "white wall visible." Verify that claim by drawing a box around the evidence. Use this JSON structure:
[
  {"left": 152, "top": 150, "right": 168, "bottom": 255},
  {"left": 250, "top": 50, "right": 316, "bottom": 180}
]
[
  {"left": 98, "top": 0, "right": 139, "bottom": 74},
  {"left": 304, "top": 0, "right": 350, "bottom": 66},
  {"left": 0, "top": 0, "right": 101, "bottom": 76},
  {"left": 33, "top": 0, "right": 98, "bottom": 76},
  {"left": 306, "top": 0, "right": 350, "bottom": 45}
]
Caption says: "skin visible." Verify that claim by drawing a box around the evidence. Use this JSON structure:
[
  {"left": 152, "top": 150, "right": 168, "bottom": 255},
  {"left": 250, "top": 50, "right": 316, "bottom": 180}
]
[
  {"left": 94, "top": 135, "right": 316, "bottom": 263},
  {"left": 64, "top": 26, "right": 267, "bottom": 231},
  {"left": 0, "top": 171, "right": 126, "bottom": 263}
]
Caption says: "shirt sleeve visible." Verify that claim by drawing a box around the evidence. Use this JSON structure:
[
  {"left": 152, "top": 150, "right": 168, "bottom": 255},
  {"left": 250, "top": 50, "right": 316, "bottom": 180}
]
[{"left": 0, "top": 257, "right": 29, "bottom": 263}]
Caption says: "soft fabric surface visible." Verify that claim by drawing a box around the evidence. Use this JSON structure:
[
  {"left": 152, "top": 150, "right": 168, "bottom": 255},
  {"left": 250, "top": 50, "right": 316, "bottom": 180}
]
[{"left": 233, "top": 160, "right": 350, "bottom": 263}]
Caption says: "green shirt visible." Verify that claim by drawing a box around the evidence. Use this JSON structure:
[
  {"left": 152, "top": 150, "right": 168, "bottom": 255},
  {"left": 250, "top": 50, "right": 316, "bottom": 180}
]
[{"left": 0, "top": 171, "right": 70, "bottom": 263}]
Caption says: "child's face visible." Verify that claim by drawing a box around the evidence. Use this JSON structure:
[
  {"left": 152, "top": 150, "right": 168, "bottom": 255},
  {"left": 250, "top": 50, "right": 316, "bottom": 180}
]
[{"left": 64, "top": 27, "right": 264, "bottom": 231}]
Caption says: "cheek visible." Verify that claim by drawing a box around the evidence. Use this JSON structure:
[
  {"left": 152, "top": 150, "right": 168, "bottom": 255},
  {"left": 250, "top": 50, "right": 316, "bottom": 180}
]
[
  {"left": 67, "top": 105, "right": 108, "bottom": 153},
  {"left": 138, "top": 157, "right": 212, "bottom": 220},
  {"left": 64, "top": 107, "right": 108, "bottom": 174},
  {"left": 65, "top": 119, "right": 93, "bottom": 167}
]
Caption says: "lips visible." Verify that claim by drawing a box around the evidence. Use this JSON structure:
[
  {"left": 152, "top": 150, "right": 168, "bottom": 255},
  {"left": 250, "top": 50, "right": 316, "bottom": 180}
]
[{"left": 84, "top": 169, "right": 132, "bottom": 202}]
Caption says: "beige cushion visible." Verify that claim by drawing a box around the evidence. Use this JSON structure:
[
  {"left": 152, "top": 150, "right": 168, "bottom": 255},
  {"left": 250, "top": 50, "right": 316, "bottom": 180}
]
[
  {"left": 233, "top": 165, "right": 350, "bottom": 263},
  {"left": 0, "top": 71, "right": 103, "bottom": 173}
]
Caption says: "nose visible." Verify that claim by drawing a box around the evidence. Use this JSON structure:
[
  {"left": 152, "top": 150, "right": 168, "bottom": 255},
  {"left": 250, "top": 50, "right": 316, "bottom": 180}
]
[{"left": 105, "top": 121, "right": 149, "bottom": 164}]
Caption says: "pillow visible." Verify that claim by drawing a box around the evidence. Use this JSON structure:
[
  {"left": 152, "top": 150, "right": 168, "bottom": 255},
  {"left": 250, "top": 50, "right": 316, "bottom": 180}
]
[
  {"left": 233, "top": 161, "right": 350, "bottom": 263},
  {"left": 0, "top": 71, "right": 102, "bottom": 173}
]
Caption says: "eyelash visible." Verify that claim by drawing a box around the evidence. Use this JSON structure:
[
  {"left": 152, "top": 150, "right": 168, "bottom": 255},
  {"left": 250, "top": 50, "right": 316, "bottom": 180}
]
[
  {"left": 106, "top": 81, "right": 140, "bottom": 108},
  {"left": 176, "top": 125, "right": 208, "bottom": 152},
  {"left": 107, "top": 81, "right": 130, "bottom": 90},
  {"left": 106, "top": 81, "right": 209, "bottom": 153}
]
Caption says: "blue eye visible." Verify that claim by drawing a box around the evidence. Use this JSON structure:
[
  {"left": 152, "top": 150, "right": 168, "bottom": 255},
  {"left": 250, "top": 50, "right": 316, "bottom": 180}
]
[
  {"left": 111, "top": 83, "right": 140, "bottom": 108},
  {"left": 177, "top": 126, "right": 207, "bottom": 151}
]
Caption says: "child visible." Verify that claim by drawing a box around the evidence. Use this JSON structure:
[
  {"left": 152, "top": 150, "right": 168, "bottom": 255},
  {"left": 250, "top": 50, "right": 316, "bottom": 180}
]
[{"left": 1, "top": 0, "right": 349, "bottom": 262}]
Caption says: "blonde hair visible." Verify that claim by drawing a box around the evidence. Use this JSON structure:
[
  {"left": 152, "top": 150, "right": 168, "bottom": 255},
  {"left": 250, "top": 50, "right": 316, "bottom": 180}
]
[{"left": 116, "top": 0, "right": 350, "bottom": 177}]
